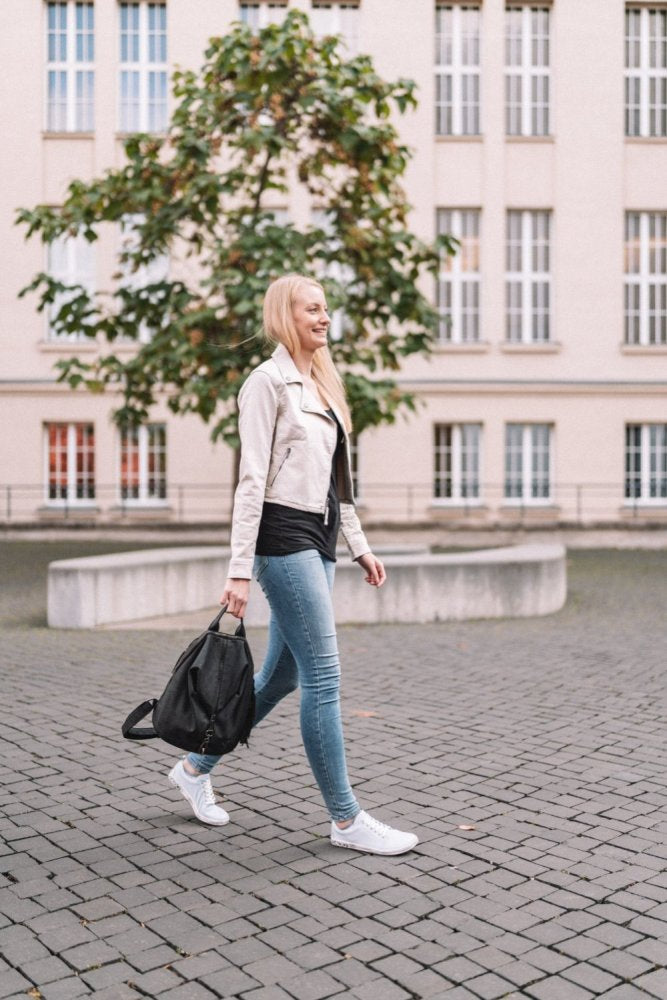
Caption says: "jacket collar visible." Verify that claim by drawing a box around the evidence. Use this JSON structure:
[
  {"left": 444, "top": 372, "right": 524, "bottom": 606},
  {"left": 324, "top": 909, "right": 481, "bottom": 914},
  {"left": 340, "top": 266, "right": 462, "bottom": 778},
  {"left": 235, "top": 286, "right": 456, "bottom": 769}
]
[
  {"left": 270, "top": 342, "right": 305, "bottom": 385},
  {"left": 270, "top": 343, "right": 341, "bottom": 426}
]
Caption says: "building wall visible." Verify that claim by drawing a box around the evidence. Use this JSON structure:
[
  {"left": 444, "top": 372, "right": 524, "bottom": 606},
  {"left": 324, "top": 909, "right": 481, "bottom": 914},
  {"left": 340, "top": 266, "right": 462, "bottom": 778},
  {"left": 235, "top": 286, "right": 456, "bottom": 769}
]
[{"left": 1, "top": 0, "right": 666, "bottom": 526}]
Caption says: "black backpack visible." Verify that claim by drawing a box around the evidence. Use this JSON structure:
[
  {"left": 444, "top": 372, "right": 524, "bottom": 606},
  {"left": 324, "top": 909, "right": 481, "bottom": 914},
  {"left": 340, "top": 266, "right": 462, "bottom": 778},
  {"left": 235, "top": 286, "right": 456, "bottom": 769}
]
[{"left": 121, "top": 607, "right": 255, "bottom": 755}]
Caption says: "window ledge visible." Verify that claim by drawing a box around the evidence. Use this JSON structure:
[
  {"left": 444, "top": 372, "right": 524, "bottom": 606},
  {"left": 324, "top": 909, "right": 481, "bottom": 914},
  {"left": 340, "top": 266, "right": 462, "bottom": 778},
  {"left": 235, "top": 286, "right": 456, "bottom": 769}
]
[
  {"left": 435, "top": 134, "right": 483, "bottom": 143},
  {"left": 39, "top": 340, "right": 98, "bottom": 353},
  {"left": 429, "top": 501, "right": 487, "bottom": 510},
  {"left": 434, "top": 341, "right": 490, "bottom": 354},
  {"left": 110, "top": 503, "right": 171, "bottom": 511},
  {"left": 505, "top": 135, "right": 555, "bottom": 143},
  {"left": 500, "top": 341, "right": 561, "bottom": 353},
  {"left": 499, "top": 502, "right": 559, "bottom": 511},
  {"left": 621, "top": 502, "right": 667, "bottom": 511},
  {"left": 625, "top": 136, "right": 667, "bottom": 144},
  {"left": 115, "top": 131, "right": 167, "bottom": 140},
  {"left": 42, "top": 131, "right": 94, "bottom": 140},
  {"left": 621, "top": 344, "right": 667, "bottom": 354},
  {"left": 38, "top": 503, "right": 99, "bottom": 512}
]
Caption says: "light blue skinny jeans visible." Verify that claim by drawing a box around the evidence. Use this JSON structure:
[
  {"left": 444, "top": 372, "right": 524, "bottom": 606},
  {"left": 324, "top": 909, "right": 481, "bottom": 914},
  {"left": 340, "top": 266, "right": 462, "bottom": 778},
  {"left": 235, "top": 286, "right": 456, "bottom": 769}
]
[{"left": 185, "top": 549, "right": 361, "bottom": 823}]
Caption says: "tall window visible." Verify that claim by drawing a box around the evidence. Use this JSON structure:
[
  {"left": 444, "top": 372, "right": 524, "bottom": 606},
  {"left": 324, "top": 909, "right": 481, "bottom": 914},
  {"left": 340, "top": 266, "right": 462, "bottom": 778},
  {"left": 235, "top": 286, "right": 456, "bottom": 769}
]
[
  {"left": 437, "top": 209, "right": 481, "bottom": 342},
  {"left": 435, "top": 4, "right": 481, "bottom": 136},
  {"left": 505, "top": 5, "right": 550, "bottom": 136},
  {"left": 117, "top": 214, "right": 170, "bottom": 343},
  {"left": 46, "top": 2, "right": 94, "bottom": 132},
  {"left": 505, "top": 423, "right": 551, "bottom": 502},
  {"left": 625, "top": 7, "right": 667, "bottom": 137},
  {"left": 45, "top": 423, "right": 95, "bottom": 503},
  {"left": 625, "top": 212, "right": 667, "bottom": 346},
  {"left": 120, "top": 424, "right": 167, "bottom": 502},
  {"left": 506, "top": 209, "right": 551, "bottom": 343},
  {"left": 47, "top": 233, "right": 95, "bottom": 341},
  {"left": 626, "top": 424, "right": 667, "bottom": 502},
  {"left": 310, "top": 2, "right": 359, "bottom": 54},
  {"left": 311, "top": 208, "right": 351, "bottom": 341},
  {"left": 119, "top": 3, "right": 167, "bottom": 133},
  {"left": 239, "top": 3, "right": 288, "bottom": 29},
  {"left": 434, "top": 424, "right": 481, "bottom": 501}
]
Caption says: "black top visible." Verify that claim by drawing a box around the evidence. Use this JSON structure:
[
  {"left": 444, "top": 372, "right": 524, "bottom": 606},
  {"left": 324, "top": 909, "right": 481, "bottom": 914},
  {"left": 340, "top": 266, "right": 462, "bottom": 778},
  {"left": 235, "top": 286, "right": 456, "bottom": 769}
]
[{"left": 255, "top": 408, "right": 344, "bottom": 562}]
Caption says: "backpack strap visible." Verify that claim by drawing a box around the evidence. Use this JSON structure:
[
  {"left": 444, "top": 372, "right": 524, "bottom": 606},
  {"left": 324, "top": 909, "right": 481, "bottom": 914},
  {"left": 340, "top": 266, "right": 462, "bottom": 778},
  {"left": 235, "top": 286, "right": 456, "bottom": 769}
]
[
  {"left": 208, "top": 605, "right": 246, "bottom": 637},
  {"left": 121, "top": 699, "right": 159, "bottom": 740}
]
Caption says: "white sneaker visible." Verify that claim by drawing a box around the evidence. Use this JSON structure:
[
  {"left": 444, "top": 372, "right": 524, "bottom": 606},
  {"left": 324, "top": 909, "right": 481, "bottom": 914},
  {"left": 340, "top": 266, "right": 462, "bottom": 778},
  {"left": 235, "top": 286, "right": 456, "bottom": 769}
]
[
  {"left": 168, "top": 759, "right": 230, "bottom": 826},
  {"left": 330, "top": 810, "right": 418, "bottom": 855}
]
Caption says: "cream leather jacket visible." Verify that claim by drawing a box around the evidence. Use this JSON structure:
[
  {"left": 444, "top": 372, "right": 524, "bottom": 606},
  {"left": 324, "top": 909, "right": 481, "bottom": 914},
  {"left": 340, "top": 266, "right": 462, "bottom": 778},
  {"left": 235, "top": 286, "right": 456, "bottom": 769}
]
[{"left": 228, "top": 343, "right": 371, "bottom": 579}]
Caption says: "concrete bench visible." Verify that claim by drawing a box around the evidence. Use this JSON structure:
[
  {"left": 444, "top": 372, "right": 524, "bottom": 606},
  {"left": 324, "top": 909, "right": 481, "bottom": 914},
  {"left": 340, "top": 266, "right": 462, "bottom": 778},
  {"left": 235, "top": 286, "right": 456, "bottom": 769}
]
[{"left": 47, "top": 543, "right": 567, "bottom": 629}]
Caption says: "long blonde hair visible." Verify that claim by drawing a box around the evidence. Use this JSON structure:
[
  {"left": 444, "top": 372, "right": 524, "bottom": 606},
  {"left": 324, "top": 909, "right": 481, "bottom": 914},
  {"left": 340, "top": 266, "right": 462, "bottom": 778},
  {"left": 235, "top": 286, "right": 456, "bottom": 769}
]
[{"left": 262, "top": 274, "right": 353, "bottom": 433}]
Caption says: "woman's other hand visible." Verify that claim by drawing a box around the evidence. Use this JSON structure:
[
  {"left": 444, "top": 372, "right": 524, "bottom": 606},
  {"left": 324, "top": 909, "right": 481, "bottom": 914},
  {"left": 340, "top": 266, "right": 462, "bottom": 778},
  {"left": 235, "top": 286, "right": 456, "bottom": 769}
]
[
  {"left": 356, "top": 552, "right": 386, "bottom": 587},
  {"left": 220, "top": 578, "right": 250, "bottom": 618}
]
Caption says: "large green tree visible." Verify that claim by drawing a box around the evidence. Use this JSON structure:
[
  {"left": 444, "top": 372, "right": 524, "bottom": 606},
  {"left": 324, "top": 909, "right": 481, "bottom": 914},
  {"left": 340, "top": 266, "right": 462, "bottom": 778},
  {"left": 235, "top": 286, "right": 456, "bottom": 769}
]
[{"left": 17, "top": 10, "right": 454, "bottom": 448}]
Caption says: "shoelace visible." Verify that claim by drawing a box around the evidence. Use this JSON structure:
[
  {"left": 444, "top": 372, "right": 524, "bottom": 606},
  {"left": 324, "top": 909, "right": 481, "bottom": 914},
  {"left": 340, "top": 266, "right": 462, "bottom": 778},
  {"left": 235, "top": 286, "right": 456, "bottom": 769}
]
[
  {"left": 359, "top": 812, "right": 391, "bottom": 839},
  {"left": 201, "top": 777, "right": 217, "bottom": 806}
]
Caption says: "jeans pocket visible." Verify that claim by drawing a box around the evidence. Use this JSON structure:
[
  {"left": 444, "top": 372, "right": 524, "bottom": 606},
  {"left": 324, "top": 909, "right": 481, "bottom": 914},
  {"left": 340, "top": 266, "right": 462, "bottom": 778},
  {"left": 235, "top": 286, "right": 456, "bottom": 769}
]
[{"left": 253, "top": 555, "right": 269, "bottom": 583}]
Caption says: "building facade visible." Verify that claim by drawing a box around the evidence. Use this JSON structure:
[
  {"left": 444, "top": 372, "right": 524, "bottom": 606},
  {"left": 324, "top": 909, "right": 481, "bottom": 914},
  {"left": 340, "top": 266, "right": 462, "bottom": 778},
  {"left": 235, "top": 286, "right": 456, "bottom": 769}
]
[{"left": 1, "top": 0, "right": 666, "bottom": 527}]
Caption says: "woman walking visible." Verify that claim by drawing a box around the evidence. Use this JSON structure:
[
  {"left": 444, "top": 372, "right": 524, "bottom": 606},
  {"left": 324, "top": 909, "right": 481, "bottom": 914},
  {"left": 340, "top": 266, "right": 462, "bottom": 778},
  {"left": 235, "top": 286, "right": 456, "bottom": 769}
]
[{"left": 168, "top": 274, "right": 418, "bottom": 855}]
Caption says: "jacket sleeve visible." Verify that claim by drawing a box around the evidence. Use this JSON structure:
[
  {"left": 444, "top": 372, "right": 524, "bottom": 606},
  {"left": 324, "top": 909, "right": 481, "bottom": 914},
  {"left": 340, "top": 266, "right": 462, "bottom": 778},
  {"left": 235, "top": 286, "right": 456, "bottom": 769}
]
[
  {"left": 227, "top": 371, "right": 278, "bottom": 579},
  {"left": 339, "top": 502, "right": 371, "bottom": 562}
]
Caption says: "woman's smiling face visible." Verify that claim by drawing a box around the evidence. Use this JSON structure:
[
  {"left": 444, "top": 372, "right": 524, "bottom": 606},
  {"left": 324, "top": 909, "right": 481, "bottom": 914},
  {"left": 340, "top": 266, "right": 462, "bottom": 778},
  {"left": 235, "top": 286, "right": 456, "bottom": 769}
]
[{"left": 292, "top": 285, "right": 330, "bottom": 354}]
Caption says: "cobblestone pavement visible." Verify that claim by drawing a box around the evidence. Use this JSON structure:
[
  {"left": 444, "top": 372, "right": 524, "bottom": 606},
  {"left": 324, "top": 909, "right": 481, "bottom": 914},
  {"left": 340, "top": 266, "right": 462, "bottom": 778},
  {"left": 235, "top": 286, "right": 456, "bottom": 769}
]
[{"left": 1, "top": 544, "right": 667, "bottom": 1000}]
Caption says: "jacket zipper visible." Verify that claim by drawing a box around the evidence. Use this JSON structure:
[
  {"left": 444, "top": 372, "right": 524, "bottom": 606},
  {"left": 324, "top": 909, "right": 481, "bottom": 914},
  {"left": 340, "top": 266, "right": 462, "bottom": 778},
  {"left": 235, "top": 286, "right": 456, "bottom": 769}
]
[{"left": 269, "top": 447, "right": 291, "bottom": 487}]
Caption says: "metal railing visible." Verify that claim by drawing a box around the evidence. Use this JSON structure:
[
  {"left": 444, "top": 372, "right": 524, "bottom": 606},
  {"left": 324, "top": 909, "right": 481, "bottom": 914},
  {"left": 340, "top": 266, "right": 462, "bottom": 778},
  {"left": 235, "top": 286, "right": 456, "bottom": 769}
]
[{"left": 1, "top": 481, "right": 666, "bottom": 527}]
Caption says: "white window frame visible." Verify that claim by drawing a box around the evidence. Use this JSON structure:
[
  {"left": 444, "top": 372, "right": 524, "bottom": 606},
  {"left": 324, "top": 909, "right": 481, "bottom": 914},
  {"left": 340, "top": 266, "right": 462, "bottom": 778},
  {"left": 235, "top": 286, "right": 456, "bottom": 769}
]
[
  {"left": 119, "top": 423, "right": 168, "bottom": 504},
  {"left": 625, "top": 211, "right": 667, "bottom": 346},
  {"left": 625, "top": 423, "right": 667, "bottom": 504},
  {"left": 44, "top": 422, "right": 96, "bottom": 505},
  {"left": 506, "top": 209, "right": 551, "bottom": 343},
  {"left": 505, "top": 5, "right": 551, "bottom": 137},
  {"left": 434, "top": 423, "right": 482, "bottom": 503},
  {"left": 311, "top": 208, "right": 351, "bottom": 341},
  {"left": 310, "top": 2, "right": 360, "bottom": 55},
  {"left": 45, "top": 1, "right": 95, "bottom": 132},
  {"left": 437, "top": 208, "right": 481, "bottom": 343},
  {"left": 119, "top": 2, "right": 168, "bottom": 134},
  {"left": 435, "top": 4, "right": 481, "bottom": 136},
  {"left": 504, "top": 423, "right": 552, "bottom": 504},
  {"left": 625, "top": 7, "right": 667, "bottom": 138},
  {"left": 239, "top": 2, "right": 288, "bottom": 29},
  {"left": 46, "top": 233, "right": 96, "bottom": 342},
  {"left": 117, "top": 214, "right": 170, "bottom": 343}
]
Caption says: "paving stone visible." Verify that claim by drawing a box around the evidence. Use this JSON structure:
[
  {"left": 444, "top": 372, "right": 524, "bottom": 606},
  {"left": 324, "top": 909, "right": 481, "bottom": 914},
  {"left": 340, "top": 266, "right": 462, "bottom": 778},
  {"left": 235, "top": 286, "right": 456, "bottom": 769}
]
[
  {"left": 599, "top": 987, "right": 658, "bottom": 1000},
  {"left": 345, "top": 982, "right": 412, "bottom": 1000},
  {"left": 525, "top": 975, "right": 596, "bottom": 1000},
  {"left": 524, "top": 947, "right": 574, "bottom": 975},
  {"left": 591, "top": 949, "right": 651, "bottom": 981},
  {"left": 155, "top": 985, "right": 220, "bottom": 1000},
  {"left": 80, "top": 961, "right": 137, "bottom": 990},
  {"left": 0, "top": 972, "right": 33, "bottom": 998},
  {"left": 635, "top": 969, "right": 667, "bottom": 998},
  {"left": 40, "top": 980, "right": 92, "bottom": 1000},
  {"left": 60, "top": 939, "right": 122, "bottom": 972},
  {"left": 561, "top": 962, "right": 621, "bottom": 994}
]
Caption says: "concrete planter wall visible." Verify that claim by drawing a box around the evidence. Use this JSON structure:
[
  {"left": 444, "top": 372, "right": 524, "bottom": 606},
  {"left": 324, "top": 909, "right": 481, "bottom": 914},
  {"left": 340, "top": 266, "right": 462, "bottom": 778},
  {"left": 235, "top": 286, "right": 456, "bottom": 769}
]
[{"left": 47, "top": 544, "right": 567, "bottom": 629}]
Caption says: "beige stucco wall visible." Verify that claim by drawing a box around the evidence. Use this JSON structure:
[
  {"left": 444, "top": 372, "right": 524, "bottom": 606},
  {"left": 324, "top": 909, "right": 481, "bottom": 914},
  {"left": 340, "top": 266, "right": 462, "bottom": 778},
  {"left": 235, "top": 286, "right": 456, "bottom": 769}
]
[{"left": 1, "top": 0, "right": 666, "bottom": 527}]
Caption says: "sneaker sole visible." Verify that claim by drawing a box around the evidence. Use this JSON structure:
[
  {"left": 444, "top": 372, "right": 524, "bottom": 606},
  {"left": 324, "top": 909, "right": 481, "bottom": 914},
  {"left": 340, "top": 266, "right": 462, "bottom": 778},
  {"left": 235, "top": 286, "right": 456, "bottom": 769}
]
[
  {"left": 168, "top": 770, "right": 230, "bottom": 826},
  {"left": 330, "top": 836, "right": 419, "bottom": 856}
]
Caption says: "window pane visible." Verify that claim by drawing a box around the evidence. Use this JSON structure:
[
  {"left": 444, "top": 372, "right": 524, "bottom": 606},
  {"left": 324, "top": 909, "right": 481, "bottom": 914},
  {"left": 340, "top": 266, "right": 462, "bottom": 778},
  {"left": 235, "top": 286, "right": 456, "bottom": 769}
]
[{"left": 435, "top": 5, "right": 480, "bottom": 136}]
